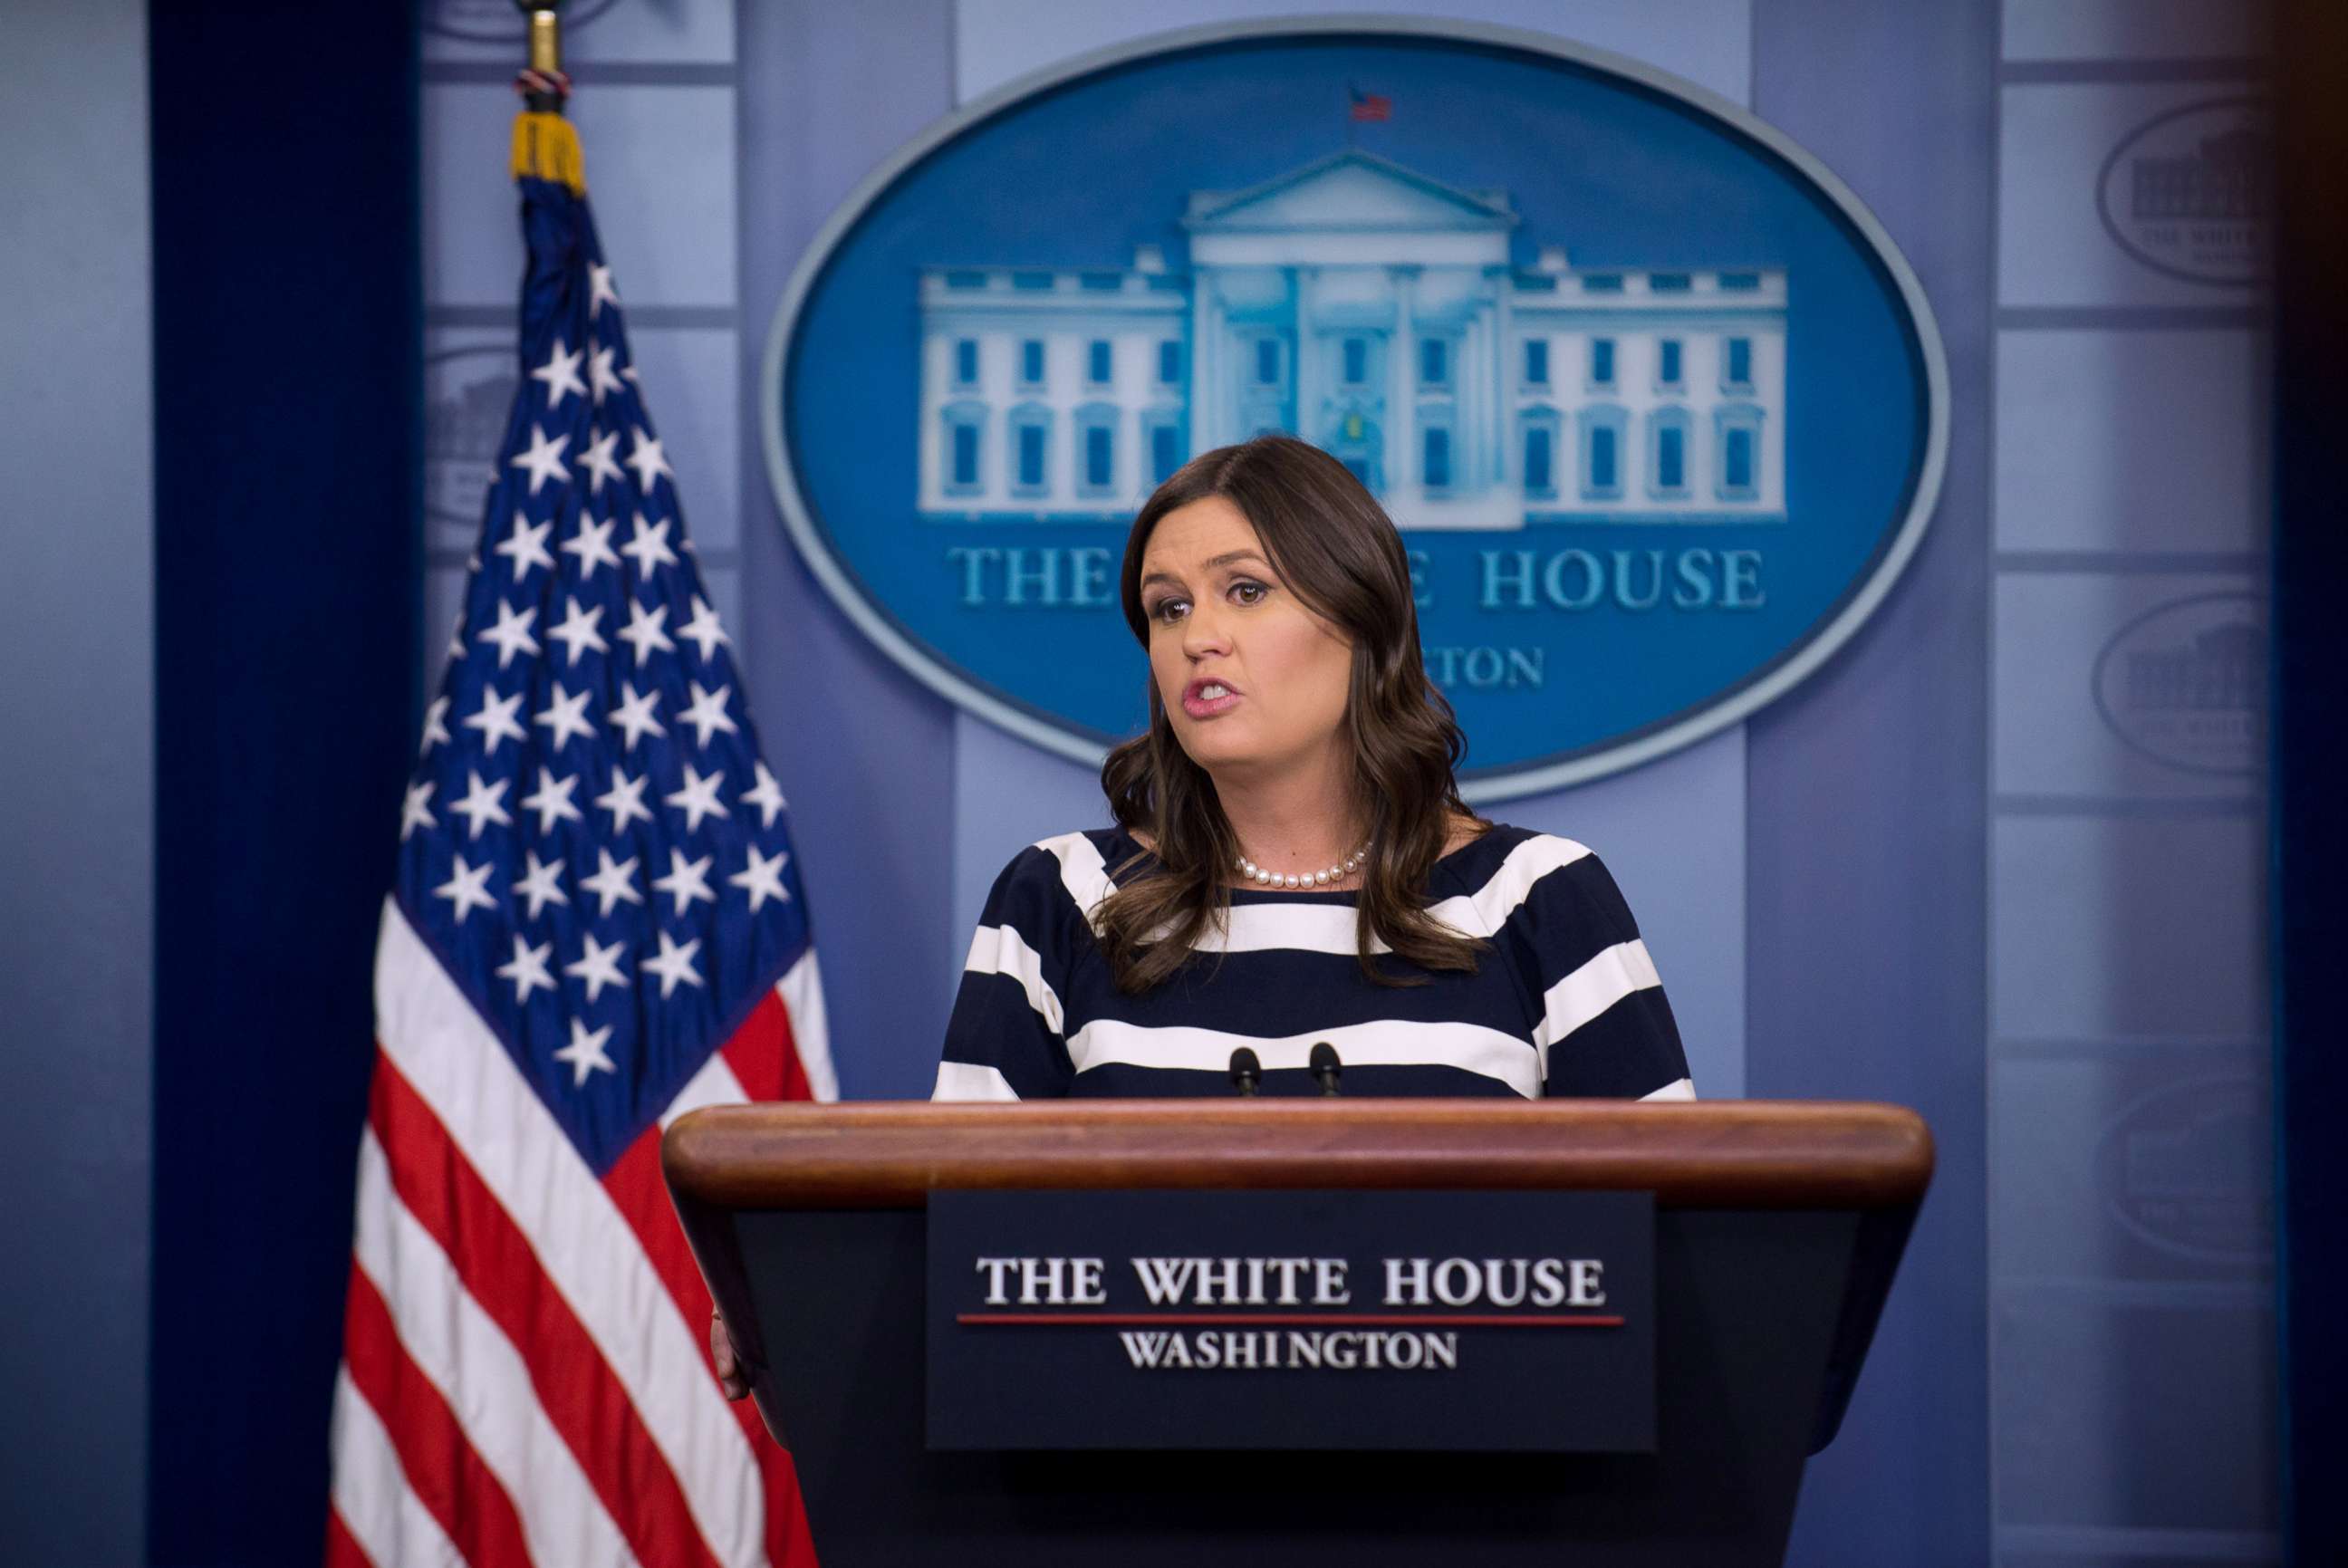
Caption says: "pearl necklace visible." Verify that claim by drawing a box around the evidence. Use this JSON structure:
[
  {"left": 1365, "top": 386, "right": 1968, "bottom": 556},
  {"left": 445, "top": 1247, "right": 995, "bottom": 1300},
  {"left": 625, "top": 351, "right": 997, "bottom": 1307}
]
[{"left": 1235, "top": 841, "right": 1369, "bottom": 890}]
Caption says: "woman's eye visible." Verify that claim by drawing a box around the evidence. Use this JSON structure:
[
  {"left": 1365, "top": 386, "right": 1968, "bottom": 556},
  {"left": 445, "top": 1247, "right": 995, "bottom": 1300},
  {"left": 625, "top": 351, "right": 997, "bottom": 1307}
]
[
  {"left": 1230, "top": 580, "right": 1267, "bottom": 606},
  {"left": 1150, "top": 597, "right": 1190, "bottom": 623}
]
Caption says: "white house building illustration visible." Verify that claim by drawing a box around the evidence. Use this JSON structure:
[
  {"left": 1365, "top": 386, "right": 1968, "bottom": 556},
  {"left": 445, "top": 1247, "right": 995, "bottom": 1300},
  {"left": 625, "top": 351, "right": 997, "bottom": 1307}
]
[{"left": 916, "top": 150, "right": 1786, "bottom": 528}]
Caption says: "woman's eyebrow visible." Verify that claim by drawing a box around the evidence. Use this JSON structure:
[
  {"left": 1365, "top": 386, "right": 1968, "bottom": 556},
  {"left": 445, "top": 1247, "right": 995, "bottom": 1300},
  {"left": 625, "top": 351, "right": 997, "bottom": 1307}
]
[{"left": 1140, "top": 549, "right": 1271, "bottom": 592}]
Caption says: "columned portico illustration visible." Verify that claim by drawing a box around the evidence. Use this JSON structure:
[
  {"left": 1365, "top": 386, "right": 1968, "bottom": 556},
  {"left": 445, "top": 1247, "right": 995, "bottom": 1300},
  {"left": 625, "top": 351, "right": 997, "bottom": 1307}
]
[{"left": 916, "top": 150, "right": 1787, "bottom": 528}]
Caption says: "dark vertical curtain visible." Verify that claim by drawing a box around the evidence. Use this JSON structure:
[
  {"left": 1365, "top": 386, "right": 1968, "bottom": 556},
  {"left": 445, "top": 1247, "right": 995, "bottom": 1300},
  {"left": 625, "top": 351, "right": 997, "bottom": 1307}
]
[
  {"left": 148, "top": 4, "right": 420, "bottom": 1561},
  {"left": 2271, "top": 3, "right": 2345, "bottom": 1563}
]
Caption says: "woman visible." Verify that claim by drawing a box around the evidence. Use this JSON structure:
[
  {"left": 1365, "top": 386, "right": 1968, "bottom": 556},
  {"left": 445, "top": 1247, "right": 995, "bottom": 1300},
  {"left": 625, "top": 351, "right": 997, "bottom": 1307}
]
[
  {"left": 717, "top": 435, "right": 1691, "bottom": 1400},
  {"left": 932, "top": 434, "right": 1692, "bottom": 1102}
]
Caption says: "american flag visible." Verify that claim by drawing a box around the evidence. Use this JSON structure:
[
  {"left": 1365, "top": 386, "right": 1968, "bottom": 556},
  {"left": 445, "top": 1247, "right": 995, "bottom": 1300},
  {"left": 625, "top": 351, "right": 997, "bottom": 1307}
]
[
  {"left": 327, "top": 106, "right": 831, "bottom": 1568},
  {"left": 1349, "top": 83, "right": 1392, "bottom": 122}
]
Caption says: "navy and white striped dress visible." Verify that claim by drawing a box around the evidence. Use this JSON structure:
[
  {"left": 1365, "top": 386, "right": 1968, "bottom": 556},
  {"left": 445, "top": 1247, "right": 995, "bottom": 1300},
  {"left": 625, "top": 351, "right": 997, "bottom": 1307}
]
[{"left": 932, "top": 823, "right": 1694, "bottom": 1101}]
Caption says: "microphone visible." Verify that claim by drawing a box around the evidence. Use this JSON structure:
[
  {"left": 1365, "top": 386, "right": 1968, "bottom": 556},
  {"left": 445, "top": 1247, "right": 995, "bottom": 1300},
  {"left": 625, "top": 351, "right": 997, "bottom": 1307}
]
[
  {"left": 1309, "top": 1042, "right": 1342, "bottom": 1097},
  {"left": 1228, "top": 1046, "right": 1262, "bottom": 1097}
]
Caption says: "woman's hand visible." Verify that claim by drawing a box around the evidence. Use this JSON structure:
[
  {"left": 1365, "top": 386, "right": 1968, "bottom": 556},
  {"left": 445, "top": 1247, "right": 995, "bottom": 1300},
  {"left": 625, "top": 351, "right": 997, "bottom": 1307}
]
[{"left": 710, "top": 1309, "right": 749, "bottom": 1400}]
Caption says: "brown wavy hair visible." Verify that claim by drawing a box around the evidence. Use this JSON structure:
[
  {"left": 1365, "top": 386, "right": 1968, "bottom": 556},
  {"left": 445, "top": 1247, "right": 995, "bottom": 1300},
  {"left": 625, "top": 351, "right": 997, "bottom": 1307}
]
[{"left": 1094, "top": 435, "right": 1487, "bottom": 993}]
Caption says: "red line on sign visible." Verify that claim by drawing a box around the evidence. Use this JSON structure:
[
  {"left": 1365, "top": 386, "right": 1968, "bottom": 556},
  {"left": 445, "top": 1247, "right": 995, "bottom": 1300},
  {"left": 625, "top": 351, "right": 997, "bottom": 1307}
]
[{"left": 955, "top": 1313, "right": 1625, "bottom": 1327}]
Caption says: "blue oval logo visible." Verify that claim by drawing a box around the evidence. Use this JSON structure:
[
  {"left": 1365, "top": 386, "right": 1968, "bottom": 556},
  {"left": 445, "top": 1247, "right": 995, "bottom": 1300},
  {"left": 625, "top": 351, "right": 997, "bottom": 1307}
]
[{"left": 763, "top": 20, "right": 1946, "bottom": 799}]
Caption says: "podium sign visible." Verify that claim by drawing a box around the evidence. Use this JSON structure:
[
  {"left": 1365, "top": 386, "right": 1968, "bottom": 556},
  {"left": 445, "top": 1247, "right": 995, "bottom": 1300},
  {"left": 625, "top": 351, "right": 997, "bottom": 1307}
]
[{"left": 927, "top": 1188, "right": 1655, "bottom": 1451}]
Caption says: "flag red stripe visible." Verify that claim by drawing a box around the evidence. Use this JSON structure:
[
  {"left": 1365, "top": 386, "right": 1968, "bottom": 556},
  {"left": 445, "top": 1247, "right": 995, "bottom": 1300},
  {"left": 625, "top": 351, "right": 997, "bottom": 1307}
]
[
  {"left": 322, "top": 1503, "right": 375, "bottom": 1568},
  {"left": 718, "top": 992, "right": 819, "bottom": 1566},
  {"left": 605, "top": 990, "right": 824, "bottom": 1567},
  {"left": 718, "top": 986, "right": 812, "bottom": 1104},
  {"left": 341, "top": 1260, "right": 534, "bottom": 1568},
  {"left": 369, "top": 1053, "right": 727, "bottom": 1568},
  {"left": 606, "top": 1120, "right": 817, "bottom": 1568}
]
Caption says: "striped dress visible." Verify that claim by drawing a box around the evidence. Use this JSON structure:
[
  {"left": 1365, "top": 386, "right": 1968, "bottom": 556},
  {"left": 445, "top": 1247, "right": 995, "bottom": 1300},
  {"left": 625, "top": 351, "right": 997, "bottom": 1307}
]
[{"left": 932, "top": 823, "right": 1695, "bottom": 1101}]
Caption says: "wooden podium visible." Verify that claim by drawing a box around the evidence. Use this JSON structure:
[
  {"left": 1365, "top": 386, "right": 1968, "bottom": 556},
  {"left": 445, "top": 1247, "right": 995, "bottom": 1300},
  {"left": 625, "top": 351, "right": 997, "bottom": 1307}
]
[{"left": 663, "top": 1100, "right": 1932, "bottom": 1566}]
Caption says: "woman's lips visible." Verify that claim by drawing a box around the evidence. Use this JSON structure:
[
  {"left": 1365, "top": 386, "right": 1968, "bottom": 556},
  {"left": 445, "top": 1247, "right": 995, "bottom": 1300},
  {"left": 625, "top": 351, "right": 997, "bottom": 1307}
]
[{"left": 1181, "top": 678, "right": 1243, "bottom": 719}]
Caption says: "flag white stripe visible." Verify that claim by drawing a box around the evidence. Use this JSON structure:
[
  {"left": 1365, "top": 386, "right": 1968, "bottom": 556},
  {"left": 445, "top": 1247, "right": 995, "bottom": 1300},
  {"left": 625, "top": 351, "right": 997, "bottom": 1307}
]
[
  {"left": 1640, "top": 1077, "right": 1698, "bottom": 1101},
  {"left": 374, "top": 898, "right": 764, "bottom": 1568},
  {"left": 1041, "top": 831, "right": 1114, "bottom": 931},
  {"left": 351, "top": 1130, "right": 640, "bottom": 1568},
  {"left": 964, "top": 921, "right": 1064, "bottom": 1033},
  {"left": 776, "top": 949, "right": 836, "bottom": 1102},
  {"left": 329, "top": 1370, "right": 465, "bottom": 1568},
  {"left": 659, "top": 1048, "right": 752, "bottom": 1130},
  {"left": 932, "top": 1060, "right": 1022, "bottom": 1101},
  {"left": 1532, "top": 938, "right": 1663, "bottom": 1058},
  {"left": 1066, "top": 1016, "right": 1542, "bottom": 1098}
]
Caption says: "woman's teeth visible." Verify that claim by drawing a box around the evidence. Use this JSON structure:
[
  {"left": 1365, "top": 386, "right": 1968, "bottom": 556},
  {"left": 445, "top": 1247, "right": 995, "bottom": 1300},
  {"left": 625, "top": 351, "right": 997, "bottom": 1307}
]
[{"left": 1199, "top": 684, "right": 1229, "bottom": 699}]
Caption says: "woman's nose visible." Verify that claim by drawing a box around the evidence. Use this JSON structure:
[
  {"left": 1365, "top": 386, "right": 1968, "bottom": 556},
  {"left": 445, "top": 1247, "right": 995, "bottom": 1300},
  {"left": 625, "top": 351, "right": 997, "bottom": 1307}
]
[{"left": 1181, "top": 602, "right": 1232, "bottom": 657}]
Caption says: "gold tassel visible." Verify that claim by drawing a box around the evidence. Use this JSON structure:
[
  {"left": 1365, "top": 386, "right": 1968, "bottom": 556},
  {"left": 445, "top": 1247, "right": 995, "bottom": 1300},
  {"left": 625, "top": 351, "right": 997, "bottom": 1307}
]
[{"left": 510, "top": 112, "right": 585, "bottom": 194}]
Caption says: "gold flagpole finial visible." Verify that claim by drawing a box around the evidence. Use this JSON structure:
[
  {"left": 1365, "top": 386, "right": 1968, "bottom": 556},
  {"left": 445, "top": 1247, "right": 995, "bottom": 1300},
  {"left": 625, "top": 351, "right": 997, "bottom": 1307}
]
[
  {"left": 514, "top": 2, "right": 567, "bottom": 114},
  {"left": 526, "top": 7, "right": 562, "bottom": 79},
  {"left": 509, "top": 1, "right": 583, "bottom": 189}
]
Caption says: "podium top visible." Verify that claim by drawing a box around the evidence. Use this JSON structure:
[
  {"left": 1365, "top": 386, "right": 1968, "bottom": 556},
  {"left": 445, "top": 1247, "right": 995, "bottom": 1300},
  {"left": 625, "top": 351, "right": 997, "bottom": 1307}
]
[{"left": 662, "top": 1099, "right": 1931, "bottom": 1212}]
